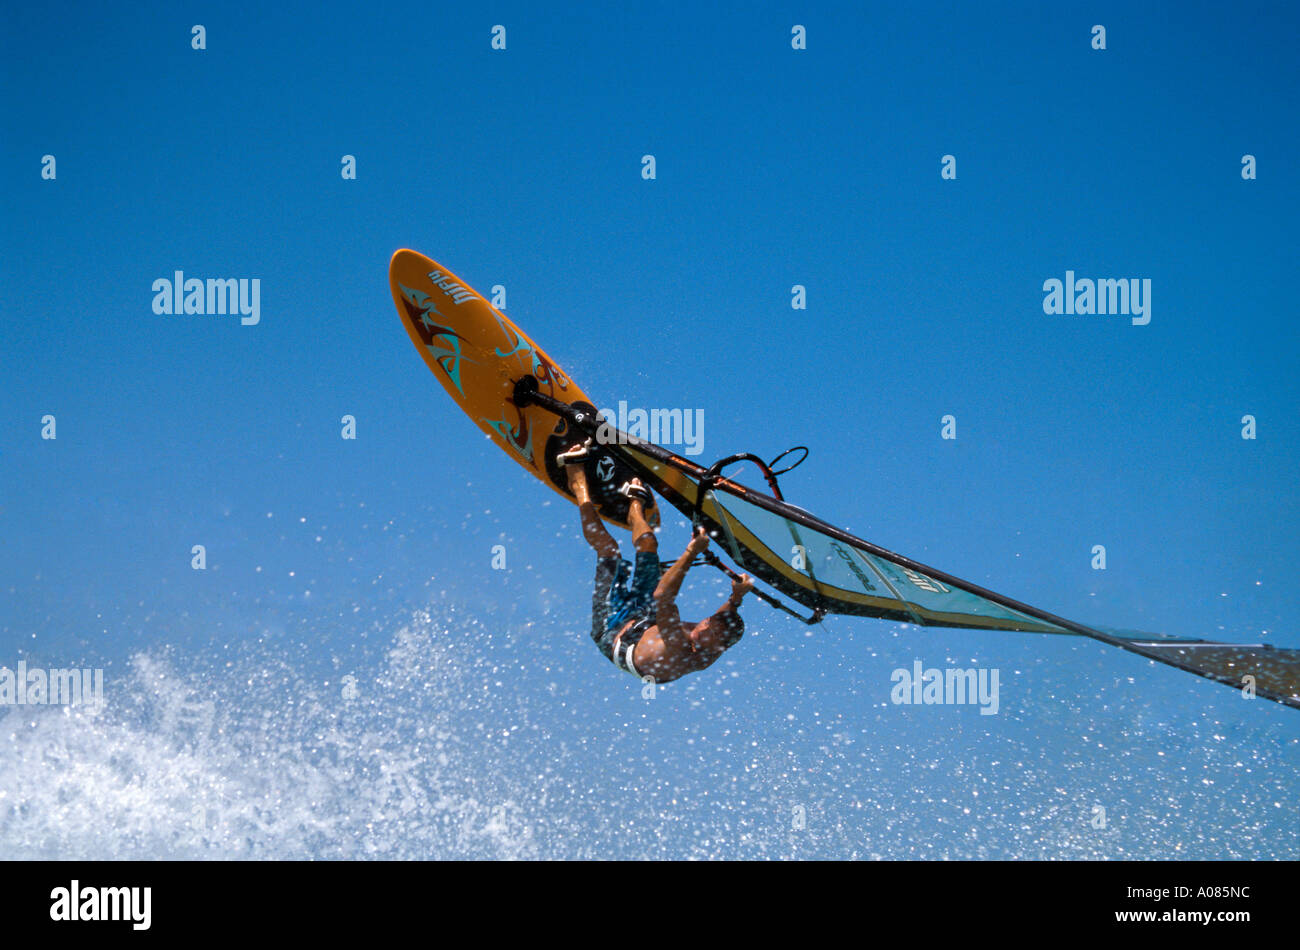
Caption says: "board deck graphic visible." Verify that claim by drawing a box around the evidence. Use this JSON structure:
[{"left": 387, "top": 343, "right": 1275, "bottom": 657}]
[{"left": 388, "top": 248, "right": 653, "bottom": 529}]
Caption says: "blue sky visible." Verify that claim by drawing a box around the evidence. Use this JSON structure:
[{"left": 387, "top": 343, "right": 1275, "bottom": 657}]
[{"left": 1, "top": 2, "right": 1297, "bottom": 858}]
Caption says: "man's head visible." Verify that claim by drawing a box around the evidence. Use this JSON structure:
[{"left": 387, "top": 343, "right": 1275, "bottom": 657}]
[{"left": 691, "top": 608, "right": 745, "bottom": 653}]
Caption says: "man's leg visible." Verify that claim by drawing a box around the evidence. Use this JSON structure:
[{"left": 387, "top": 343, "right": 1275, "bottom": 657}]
[
  {"left": 621, "top": 481, "right": 664, "bottom": 636},
  {"left": 625, "top": 479, "right": 657, "bottom": 555},
  {"left": 567, "top": 464, "right": 619, "bottom": 559},
  {"left": 570, "top": 461, "right": 626, "bottom": 659}
]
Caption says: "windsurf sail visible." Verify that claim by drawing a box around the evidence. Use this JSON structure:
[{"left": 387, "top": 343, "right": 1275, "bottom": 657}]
[{"left": 514, "top": 378, "right": 1300, "bottom": 710}]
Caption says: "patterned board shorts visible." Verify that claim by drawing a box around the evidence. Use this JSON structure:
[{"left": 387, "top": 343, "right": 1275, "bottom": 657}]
[{"left": 591, "top": 552, "right": 660, "bottom": 675}]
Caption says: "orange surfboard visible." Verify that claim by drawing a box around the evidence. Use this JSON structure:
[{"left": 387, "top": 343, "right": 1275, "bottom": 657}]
[{"left": 388, "top": 249, "right": 653, "bottom": 530}]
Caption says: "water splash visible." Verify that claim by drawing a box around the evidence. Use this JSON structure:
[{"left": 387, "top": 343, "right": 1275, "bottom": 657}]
[{"left": 0, "top": 611, "right": 545, "bottom": 859}]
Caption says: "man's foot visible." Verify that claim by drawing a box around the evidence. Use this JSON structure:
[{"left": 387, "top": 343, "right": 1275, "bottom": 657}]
[
  {"left": 619, "top": 478, "right": 654, "bottom": 507},
  {"left": 556, "top": 439, "right": 594, "bottom": 467},
  {"left": 620, "top": 479, "right": 659, "bottom": 522}
]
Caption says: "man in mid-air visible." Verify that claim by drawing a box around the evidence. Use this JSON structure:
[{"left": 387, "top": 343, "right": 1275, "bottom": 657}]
[{"left": 561, "top": 443, "right": 754, "bottom": 682}]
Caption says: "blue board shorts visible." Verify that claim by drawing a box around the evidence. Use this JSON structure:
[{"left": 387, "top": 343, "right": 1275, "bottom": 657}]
[{"left": 591, "top": 552, "right": 659, "bottom": 675}]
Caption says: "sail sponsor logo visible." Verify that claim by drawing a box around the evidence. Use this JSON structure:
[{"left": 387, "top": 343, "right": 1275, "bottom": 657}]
[
  {"left": 49, "top": 880, "right": 151, "bottom": 931},
  {"left": 890, "top": 660, "right": 1000, "bottom": 715},
  {"left": 902, "top": 567, "right": 949, "bottom": 594},
  {"left": 596, "top": 401, "right": 705, "bottom": 456},
  {"left": 830, "top": 542, "right": 877, "bottom": 591},
  {"left": 1042, "top": 270, "right": 1151, "bottom": 325},
  {"left": 151, "top": 271, "right": 261, "bottom": 325},
  {"left": 0, "top": 661, "right": 103, "bottom": 708},
  {"left": 426, "top": 269, "right": 479, "bottom": 305}
]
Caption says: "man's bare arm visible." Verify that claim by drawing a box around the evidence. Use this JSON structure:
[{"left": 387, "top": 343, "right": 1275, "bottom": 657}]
[
  {"left": 653, "top": 528, "right": 710, "bottom": 644},
  {"left": 713, "top": 574, "right": 754, "bottom": 614},
  {"left": 689, "top": 574, "right": 754, "bottom": 649}
]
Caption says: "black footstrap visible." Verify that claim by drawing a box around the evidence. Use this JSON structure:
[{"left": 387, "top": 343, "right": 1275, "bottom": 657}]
[{"left": 620, "top": 482, "right": 653, "bottom": 505}]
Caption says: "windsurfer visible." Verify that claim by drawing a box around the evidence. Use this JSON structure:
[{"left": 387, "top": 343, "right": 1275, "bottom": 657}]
[{"left": 562, "top": 445, "right": 753, "bottom": 683}]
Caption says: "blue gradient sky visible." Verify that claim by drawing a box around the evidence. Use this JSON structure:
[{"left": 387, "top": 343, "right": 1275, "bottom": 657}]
[{"left": 2, "top": 3, "right": 1298, "bottom": 858}]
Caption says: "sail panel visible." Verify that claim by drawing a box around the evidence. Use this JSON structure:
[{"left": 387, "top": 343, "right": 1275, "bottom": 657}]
[{"left": 619, "top": 442, "right": 1068, "bottom": 632}]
